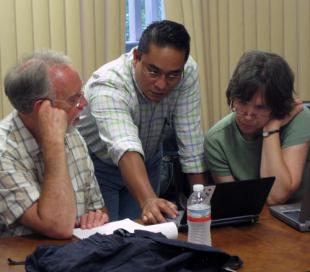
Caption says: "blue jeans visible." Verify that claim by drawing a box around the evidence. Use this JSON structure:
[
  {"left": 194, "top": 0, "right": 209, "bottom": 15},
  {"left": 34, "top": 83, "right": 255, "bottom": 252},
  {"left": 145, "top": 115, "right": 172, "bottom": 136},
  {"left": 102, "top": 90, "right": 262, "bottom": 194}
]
[{"left": 91, "top": 152, "right": 162, "bottom": 221}]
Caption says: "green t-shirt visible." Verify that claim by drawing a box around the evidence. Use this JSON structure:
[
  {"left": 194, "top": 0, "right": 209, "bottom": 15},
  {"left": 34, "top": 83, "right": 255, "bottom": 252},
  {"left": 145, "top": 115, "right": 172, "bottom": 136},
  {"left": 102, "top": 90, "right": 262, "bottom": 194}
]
[{"left": 205, "top": 108, "right": 310, "bottom": 202}]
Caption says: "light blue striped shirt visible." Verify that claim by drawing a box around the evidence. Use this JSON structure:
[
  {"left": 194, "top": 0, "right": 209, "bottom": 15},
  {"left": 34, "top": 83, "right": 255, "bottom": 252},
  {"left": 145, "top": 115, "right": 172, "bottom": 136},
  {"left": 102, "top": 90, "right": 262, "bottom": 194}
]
[{"left": 78, "top": 49, "right": 206, "bottom": 173}]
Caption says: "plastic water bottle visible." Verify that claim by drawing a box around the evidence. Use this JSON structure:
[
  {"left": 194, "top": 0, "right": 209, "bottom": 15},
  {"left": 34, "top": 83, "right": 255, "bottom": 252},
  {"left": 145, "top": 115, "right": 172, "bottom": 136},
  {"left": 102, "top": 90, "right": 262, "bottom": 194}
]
[{"left": 187, "top": 184, "right": 212, "bottom": 246}]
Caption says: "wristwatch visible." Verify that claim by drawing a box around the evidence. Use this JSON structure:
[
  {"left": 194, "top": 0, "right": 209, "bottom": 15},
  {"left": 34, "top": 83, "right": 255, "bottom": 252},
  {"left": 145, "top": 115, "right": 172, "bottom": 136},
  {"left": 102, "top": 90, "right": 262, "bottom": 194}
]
[{"left": 262, "top": 129, "right": 280, "bottom": 137}]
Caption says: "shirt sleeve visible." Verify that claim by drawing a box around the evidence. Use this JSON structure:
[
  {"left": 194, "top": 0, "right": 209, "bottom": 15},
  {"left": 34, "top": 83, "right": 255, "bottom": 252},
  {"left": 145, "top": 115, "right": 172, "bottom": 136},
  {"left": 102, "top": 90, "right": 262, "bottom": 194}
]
[
  {"left": 0, "top": 156, "right": 40, "bottom": 227},
  {"left": 174, "top": 57, "right": 206, "bottom": 173},
  {"left": 204, "top": 134, "right": 233, "bottom": 177},
  {"left": 88, "top": 84, "right": 144, "bottom": 165},
  {"left": 85, "top": 155, "right": 105, "bottom": 211},
  {"left": 281, "top": 109, "right": 310, "bottom": 148}
]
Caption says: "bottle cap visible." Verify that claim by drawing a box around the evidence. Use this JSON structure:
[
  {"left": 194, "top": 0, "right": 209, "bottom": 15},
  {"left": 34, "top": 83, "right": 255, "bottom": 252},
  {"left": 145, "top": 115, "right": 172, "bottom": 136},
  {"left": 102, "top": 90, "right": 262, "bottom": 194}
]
[{"left": 193, "top": 184, "right": 204, "bottom": 192}]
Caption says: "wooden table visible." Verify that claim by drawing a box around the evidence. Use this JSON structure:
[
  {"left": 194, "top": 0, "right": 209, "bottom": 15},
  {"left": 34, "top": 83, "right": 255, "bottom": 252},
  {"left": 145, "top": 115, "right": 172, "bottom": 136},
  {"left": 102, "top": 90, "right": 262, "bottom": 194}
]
[{"left": 1, "top": 206, "right": 309, "bottom": 272}]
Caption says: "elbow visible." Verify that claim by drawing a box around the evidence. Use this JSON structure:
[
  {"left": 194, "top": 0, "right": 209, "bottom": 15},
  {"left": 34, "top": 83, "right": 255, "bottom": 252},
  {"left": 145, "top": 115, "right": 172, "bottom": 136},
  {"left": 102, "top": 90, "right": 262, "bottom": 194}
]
[
  {"left": 43, "top": 226, "right": 74, "bottom": 240},
  {"left": 267, "top": 187, "right": 296, "bottom": 205},
  {"left": 267, "top": 193, "right": 288, "bottom": 205},
  {"left": 267, "top": 178, "right": 299, "bottom": 205},
  {"left": 36, "top": 219, "right": 75, "bottom": 239},
  {"left": 267, "top": 196, "right": 281, "bottom": 205},
  {"left": 53, "top": 230, "right": 73, "bottom": 240}
]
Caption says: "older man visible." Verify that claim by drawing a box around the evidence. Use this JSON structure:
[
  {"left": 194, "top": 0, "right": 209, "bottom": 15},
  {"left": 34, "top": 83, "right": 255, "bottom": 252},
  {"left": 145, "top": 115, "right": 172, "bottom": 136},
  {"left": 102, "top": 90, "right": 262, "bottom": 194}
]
[{"left": 0, "top": 50, "right": 109, "bottom": 238}]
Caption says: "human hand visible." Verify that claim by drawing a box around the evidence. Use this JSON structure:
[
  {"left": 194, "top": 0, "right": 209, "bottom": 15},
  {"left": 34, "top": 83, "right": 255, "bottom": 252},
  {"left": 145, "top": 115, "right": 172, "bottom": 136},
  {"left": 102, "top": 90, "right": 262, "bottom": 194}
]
[
  {"left": 264, "top": 99, "right": 303, "bottom": 130},
  {"left": 36, "top": 100, "right": 68, "bottom": 147},
  {"left": 141, "top": 197, "right": 178, "bottom": 225},
  {"left": 76, "top": 209, "right": 109, "bottom": 229}
]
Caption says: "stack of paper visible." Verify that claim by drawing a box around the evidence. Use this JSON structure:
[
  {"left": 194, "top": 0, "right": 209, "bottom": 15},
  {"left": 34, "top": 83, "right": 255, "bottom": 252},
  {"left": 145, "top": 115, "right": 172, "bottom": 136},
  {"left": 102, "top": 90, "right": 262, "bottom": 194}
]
[{"left": 73, "top": 218, "right": 178, "bottom": 240}]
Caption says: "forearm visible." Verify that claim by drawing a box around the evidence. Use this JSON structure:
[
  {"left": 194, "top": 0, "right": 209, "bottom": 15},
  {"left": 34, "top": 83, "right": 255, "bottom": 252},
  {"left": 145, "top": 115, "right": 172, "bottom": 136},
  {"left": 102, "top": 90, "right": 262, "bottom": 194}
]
[
  {"left": 43, "top": 143, "right": 76, "bottom": 212},
  {"left": 261, "top": 107, "right": 308, "bottom": 204},
  {"left": 261, "top": 134, "right": 292, "bottom": 204},
  {"left": 36, "top": 142, "right": 76, "bottom": 237},
  {"left": 118, "top": 151, "right": 156, "bottom": 208}
]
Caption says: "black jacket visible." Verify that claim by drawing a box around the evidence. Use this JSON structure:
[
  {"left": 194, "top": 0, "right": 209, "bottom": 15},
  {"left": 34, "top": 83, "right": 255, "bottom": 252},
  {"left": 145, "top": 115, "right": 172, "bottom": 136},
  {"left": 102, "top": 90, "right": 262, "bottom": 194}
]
[{"left": 25, "top": 229, "right": 237, "bottom": 272}]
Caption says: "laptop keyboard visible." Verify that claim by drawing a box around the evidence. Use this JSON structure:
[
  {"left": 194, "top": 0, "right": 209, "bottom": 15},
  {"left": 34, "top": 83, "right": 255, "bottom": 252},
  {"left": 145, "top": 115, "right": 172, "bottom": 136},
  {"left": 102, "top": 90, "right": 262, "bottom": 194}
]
[{"left": 283, "top": 210, "right": 300, "bottom": 221}]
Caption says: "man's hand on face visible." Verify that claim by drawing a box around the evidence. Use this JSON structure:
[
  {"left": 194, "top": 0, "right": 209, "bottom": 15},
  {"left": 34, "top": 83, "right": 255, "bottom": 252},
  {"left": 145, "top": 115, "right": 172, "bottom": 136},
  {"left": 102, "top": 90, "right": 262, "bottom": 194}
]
[
  {"left": 76, "top": 209, "right": 109, "bottom": 229},
  {"left": 37, "top": 99, "right": 68, "bottom": 146},
  {"left": 141, "top": 197, "right": 178, "bottom": 225}
]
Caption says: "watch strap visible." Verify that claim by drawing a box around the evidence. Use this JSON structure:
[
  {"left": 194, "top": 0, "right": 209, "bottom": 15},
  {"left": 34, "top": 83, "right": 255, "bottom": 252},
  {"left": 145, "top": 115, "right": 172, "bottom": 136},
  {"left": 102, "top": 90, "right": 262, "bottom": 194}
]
[{"left": 262, "top": 129, "right": 280, "bottom": 137}]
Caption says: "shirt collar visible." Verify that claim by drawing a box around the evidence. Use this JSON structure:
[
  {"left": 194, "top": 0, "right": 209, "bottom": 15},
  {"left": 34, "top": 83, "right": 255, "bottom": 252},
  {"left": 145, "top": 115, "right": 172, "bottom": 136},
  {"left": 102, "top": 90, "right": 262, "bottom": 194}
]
[{"left": 12, "top": 111, "right": 41, "bottom": 156}]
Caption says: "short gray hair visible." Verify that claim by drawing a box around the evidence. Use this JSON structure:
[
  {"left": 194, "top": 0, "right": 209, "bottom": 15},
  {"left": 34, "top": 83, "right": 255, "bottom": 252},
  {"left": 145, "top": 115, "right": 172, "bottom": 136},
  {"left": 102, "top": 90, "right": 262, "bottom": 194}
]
[{"left": 4, "top": 50, "right": 72, "bottom": 113}]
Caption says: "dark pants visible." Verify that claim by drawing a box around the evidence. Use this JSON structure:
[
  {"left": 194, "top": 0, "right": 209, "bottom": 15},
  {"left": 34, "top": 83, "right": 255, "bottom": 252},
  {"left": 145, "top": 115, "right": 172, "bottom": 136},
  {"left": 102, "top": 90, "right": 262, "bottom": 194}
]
[{"left": 91, "top": 152, "right": 162, "bottom": 221}]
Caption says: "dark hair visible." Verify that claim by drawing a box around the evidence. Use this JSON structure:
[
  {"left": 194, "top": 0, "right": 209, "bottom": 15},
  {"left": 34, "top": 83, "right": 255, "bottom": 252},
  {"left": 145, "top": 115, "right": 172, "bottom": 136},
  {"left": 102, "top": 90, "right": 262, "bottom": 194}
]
[
  {"left": 4, "top": 50, "right": 71, "bottom": 113},
  {"left": 137, "top": 20, "right": 190, "bottom": 62},
  {"left": 226, "top": 50, "right": 295, "bottom": 118}
]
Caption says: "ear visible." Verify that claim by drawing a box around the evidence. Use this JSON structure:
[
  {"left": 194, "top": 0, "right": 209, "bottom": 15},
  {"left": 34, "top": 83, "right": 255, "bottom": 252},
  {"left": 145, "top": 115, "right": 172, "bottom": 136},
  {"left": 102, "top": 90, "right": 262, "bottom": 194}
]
[
  {"left": 133, "top": 48, "right": 140, "bottom": 65},
  {"left": 33, "top": 99, "right": 51, "bottom": 113},
  {"left": 33, "top": 100, "right": 43, "bottom": 113}
]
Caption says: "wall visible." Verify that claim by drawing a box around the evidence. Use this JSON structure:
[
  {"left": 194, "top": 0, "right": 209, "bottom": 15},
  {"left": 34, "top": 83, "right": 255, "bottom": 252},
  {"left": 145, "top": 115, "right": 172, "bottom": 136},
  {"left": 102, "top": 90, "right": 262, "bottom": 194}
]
[
  {"left": 202, "top": 0, "right": 310, "bottom": 128},
  {"left": 165, "top": 0, "right": 310, "bottom": 130},
  {"left": 0, "top": 0, "right": 125, "bottom": 119},
  {"left": 0, "top": 0, "right": 310, "bottom": 126}
]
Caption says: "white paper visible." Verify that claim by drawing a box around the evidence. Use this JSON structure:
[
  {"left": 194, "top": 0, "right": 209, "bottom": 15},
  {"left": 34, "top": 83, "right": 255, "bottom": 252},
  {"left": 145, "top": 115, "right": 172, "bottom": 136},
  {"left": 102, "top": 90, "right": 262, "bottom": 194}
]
[{"left": 73, "top": 218, "right": 178, "bottom": 240}]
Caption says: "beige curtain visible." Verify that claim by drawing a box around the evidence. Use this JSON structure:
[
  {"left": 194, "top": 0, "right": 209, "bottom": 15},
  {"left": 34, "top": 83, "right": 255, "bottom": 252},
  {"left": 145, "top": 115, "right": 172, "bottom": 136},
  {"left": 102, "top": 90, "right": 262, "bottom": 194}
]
[
  {"left": 164, "top": 0, "right": 310, "bottom": 132},
  {"left": 0, "top": 0, "right": 125, "bottom": 118}
]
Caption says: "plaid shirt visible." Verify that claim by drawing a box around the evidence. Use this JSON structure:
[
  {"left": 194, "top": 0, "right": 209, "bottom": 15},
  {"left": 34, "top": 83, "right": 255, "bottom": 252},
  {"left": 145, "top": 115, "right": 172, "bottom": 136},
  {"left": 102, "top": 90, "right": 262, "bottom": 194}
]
[
  {"left": 78, "top": 49, "right": 206, "bottom": 173},
  {"left": 0, "top": 111, "right": 105, "bottom": 237}
]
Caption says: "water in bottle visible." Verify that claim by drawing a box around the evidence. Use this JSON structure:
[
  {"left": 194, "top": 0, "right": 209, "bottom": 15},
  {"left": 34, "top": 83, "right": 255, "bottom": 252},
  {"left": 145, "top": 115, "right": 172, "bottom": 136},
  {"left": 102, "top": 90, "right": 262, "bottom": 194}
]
[{"left": 187, "top": 184, "right": 212, "bottom": 246}]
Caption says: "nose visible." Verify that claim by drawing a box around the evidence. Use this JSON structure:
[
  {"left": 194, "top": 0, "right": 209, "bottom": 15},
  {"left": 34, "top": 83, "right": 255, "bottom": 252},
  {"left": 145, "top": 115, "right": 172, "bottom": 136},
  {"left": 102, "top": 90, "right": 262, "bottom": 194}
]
[
  {"left": 243, "top": 106, "right": 256, "bottom": 119},
  {"left": 154, "top": 75, "right": 168, "bottom": 90}
]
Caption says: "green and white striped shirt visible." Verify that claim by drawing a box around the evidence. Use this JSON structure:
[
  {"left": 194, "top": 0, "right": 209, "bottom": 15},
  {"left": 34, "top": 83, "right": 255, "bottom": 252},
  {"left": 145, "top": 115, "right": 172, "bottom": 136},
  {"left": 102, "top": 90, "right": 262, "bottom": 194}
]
[
  {"left": 78, "top": 49, "right": 206, "bottom": 173},
  {"left": 0, "top": 111, "right": 105, "bottom": 237}
]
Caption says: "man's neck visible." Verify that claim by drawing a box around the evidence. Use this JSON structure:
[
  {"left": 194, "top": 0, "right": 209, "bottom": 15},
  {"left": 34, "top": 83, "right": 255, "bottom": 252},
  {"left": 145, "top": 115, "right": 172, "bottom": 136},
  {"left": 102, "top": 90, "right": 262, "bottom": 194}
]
[{"left": 18, "top": 112, "right": 39, "bottom": 142}]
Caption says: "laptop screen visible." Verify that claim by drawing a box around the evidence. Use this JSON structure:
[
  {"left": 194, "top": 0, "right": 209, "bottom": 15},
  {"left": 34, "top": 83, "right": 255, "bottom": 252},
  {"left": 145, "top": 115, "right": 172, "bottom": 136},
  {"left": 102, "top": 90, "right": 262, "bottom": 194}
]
[{"left": 211, "top": 177, "right": 275, "bottom": 220}]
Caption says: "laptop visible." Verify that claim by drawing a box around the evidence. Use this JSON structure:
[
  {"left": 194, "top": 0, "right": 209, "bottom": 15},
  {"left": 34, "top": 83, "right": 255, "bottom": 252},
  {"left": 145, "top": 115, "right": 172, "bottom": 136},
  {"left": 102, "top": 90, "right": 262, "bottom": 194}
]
[
  {"left": 176, "top": 177, "right": 275, "bottom": 230},
  {"left": 210, "top": 177, "right": 275, "bottom": 227},
  {"left": 269, "top": 180, "right": 310, "bottom": 232}
]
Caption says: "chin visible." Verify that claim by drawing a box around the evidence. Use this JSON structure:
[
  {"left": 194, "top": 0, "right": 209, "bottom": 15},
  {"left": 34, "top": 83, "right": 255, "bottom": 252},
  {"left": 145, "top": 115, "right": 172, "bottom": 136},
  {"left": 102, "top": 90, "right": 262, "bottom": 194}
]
[
  {"left": 150, "top": 93, "right": 167, "bottom": 102},
  {"left": 242, "top": 128, "right": 258, "bottom": 136},
  {"left": 150, "top": 97, "right": 162, "bottom": 103}
]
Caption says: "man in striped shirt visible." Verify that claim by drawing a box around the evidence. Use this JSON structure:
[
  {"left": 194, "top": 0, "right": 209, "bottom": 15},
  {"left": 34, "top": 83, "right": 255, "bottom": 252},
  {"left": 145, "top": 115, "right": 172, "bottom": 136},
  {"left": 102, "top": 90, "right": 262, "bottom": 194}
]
[
  {"left": 78, "top": 20, "right": 207, "bottom": 224},
  {"left": 0, "top": 50, "right": 108, "bottom": 238}
]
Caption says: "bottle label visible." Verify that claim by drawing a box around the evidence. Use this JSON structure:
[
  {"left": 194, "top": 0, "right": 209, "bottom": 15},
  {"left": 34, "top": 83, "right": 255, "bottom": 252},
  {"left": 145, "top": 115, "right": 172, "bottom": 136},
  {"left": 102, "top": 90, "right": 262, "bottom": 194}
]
[{"left": 187, "top": 208, "right": 211, "bottom": 222}]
